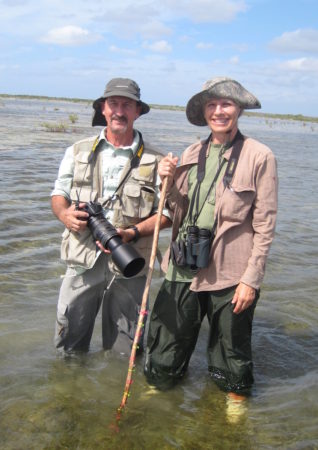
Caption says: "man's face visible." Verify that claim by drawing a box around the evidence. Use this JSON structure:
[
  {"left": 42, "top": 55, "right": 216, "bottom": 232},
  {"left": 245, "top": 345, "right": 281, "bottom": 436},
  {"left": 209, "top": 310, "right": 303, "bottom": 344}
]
[
  {"left": 203, "top": 98, "right": 241, "bottom": 137},
  {"left": 101, "top": 96, "right": 141, "bottom": 135}
]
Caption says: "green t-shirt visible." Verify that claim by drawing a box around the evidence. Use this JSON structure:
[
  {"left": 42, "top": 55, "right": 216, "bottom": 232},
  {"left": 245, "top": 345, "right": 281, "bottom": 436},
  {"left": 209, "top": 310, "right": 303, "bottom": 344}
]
[{"left": 166, "top": 142, "right": 229, "bottom": 282}]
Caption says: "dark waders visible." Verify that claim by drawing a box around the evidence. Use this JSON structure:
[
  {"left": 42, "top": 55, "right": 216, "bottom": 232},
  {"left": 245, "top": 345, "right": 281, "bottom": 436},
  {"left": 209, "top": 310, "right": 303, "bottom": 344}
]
[{"left": 144, "top": 279, "right": 259, "bottom": 394}]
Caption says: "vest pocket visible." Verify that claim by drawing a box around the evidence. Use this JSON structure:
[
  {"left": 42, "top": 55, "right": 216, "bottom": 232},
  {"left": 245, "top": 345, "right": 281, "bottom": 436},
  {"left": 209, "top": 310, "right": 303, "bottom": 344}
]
[
  {"left": 60, "top": 227, "right": 97, "bottom": 268},
  {"left": 131, "top": 154, "right": 157, "bottom": 183},
  {"left": 121, "top": 183, "right": 155, "bottom": 218},
  {"left": 73, "top": 153, "right": 91, "bottom": 181},
  {"left": 70, "top": 187, "right": 98, "bottom": 203}
]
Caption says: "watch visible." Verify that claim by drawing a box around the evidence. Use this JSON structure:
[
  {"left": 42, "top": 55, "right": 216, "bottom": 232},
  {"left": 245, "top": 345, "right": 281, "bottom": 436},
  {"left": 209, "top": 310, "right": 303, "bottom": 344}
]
[{"left": 128, "top": 225, "right": 140, "bottom": 243}]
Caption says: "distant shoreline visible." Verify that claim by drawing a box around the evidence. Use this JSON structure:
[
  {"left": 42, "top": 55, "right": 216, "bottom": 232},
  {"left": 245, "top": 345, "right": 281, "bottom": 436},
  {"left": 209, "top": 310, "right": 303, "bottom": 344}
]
[{"left": 1, "top": 93, "right": 318, "bottom": 123}]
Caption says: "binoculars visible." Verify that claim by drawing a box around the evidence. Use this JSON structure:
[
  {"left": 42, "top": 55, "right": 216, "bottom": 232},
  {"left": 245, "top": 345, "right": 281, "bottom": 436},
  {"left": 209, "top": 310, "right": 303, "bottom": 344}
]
[{"left": 186, "top": 225, "right": 213, "bottom": 269}]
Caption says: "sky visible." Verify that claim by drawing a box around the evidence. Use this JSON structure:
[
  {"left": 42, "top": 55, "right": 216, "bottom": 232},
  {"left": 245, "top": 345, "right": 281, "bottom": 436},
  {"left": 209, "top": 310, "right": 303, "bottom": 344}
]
[{"left": 1, "top": 0, "right": 318, "bottom": 116}]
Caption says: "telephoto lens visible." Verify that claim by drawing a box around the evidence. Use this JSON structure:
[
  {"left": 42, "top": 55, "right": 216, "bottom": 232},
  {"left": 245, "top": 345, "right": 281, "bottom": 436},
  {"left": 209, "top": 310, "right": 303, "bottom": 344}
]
[
  {"left": 196, "top": 228, "right": 212, "bottom": 268},
  {"left": 83, "top": 202, "right": 145, "bottom": 277}
]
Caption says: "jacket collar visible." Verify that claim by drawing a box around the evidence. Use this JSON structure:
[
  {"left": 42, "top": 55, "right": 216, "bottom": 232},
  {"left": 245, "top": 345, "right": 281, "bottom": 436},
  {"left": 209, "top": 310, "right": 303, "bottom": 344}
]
[{"left": 179, "top": 138, "right": 234, "bottom": 168}]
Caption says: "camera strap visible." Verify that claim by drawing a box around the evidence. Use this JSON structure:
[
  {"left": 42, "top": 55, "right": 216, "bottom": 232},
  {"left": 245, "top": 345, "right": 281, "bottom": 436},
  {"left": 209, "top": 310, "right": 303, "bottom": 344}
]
[
  {"left": 77, "top": 131, "right": 145, "bottom": 208},
  {"left": 105, "top": 131, "right": 145, "bottom": 203},
  {"left": 74, "top": 137, "right": 100, "bottom": 205},
  {"left": 188, "top": 130, "right": 244, "bottom": 226}
]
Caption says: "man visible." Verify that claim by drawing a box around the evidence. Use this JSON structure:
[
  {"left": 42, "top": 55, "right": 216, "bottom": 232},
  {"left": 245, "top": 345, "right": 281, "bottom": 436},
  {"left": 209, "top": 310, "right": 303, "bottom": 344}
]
[
  {"left": 144, "top": 77, "right": 278, "bottom": 404},
  {"left": 51, "top": 78, "right": 171, "bottom": 355}
]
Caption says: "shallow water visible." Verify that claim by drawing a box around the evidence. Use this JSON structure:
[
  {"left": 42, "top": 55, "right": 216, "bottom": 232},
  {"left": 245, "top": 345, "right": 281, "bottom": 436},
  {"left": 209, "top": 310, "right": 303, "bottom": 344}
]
[{"left": 0, "top": 98, "right": 318, "bottom": 449}]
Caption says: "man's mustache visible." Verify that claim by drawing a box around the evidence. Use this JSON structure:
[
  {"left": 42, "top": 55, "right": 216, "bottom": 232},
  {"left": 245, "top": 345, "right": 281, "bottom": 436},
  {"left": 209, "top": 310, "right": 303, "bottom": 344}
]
[{"left": 111, "top": 115, "right": 128, "bottom": 124}]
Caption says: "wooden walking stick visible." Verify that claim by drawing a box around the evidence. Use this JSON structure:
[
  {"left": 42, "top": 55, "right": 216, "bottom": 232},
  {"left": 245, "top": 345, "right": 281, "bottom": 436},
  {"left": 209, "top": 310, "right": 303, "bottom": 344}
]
[{"left": 116, "top": 175, "right": 169, "bottom": 424}]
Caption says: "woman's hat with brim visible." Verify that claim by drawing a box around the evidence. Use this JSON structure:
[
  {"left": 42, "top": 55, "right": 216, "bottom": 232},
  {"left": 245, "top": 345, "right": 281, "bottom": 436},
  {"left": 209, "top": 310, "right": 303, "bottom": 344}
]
[
  {"left": 92, "top": 78, "right": 150, "bottom": 126},
  {"left": 186, "top": 77, "right": 261, "bottom": 126}
]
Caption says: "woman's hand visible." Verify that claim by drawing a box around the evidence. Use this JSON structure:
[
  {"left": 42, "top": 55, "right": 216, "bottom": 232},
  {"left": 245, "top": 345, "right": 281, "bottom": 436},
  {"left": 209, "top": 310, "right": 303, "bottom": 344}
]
[
  {"left": 158, "top": 153, "right": 178, "bottom": 187},
  {"left": 231, "top": 282, "right": 256, "bottom": 314}
]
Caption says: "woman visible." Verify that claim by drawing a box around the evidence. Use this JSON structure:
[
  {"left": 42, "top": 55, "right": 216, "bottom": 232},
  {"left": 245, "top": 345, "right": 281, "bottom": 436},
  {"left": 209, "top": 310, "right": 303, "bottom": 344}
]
[{"left": 144, "top": 77, "right": 278, "bottom": 400}]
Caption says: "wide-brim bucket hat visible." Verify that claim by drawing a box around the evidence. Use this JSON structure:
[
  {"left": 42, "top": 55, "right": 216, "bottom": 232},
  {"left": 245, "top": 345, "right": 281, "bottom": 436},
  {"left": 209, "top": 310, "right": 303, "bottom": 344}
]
[
  {"left": 186, "top": 77, "right": 261, "bottom": 126},
  {"left": 92, "top": 77, "right": 150, "bottom": 126}
]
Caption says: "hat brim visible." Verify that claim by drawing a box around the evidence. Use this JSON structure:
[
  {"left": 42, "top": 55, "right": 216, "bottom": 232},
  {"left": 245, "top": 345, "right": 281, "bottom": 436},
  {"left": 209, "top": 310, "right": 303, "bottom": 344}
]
[
  {"left": 92, "top": 94, "right": 150, "bottom": 127},
  {"left": 186, "top": 80, "right": 261, "bottom": 126}
]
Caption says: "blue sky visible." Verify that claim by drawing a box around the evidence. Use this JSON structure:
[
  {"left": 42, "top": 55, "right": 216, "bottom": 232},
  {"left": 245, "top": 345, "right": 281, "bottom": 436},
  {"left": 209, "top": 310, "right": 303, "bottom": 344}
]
[{"left": 1, "top": 0, "right": 318, "bottom": 116}]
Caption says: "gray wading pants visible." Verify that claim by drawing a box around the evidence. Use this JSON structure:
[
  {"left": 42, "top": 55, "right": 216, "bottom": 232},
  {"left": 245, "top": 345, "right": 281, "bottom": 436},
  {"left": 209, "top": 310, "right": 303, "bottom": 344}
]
[
  {"left": 54, "top": 252, "right": 146, "bottom": 354},
  {"left": 144, "top": 279, "right": 258, "bottom": 393}
]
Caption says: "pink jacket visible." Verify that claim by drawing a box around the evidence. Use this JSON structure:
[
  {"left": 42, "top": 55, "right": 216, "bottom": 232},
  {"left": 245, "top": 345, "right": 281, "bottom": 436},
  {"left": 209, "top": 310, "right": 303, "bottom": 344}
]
[{"left": 162, "top": 134, "right": 278, "bottom": 291}]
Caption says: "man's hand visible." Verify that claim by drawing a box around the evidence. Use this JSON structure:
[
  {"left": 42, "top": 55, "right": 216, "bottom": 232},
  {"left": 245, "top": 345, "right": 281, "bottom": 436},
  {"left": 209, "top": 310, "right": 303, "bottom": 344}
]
[
  {"left": 96, "top": 227, "right": 136, "bottom": 254},
  {"left": 61, "top": 203, "right": 89, "bottom": 232},
  {"left": 51, "top": 196, "right": 89, "bottom": 232},
  {"left": 231, "top": 282, "right": 256, "bottom": 314},
  {"left": 116, "top": 227, "right": 136, "bottom": 243}
]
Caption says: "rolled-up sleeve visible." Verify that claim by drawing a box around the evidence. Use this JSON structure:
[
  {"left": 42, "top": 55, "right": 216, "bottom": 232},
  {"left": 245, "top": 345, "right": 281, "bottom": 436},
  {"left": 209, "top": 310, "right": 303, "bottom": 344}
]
[{"left": 51, "top": 145, "right": 75, "bottom": 199}]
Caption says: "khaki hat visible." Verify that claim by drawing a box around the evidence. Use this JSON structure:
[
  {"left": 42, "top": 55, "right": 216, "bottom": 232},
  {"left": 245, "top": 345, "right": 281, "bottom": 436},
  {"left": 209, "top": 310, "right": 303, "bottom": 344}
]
[
  {"left": 92, "top": 78, "right": 150, "bottom": 126},
  {"left": 186, "top": 77, "right": 261, "bottom": 126}
]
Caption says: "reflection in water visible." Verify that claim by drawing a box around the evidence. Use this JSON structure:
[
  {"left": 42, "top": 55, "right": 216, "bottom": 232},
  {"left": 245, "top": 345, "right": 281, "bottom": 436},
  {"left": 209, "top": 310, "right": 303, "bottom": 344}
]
[{"left": 0, "top": 98, "right": 318, "bottom": 449}]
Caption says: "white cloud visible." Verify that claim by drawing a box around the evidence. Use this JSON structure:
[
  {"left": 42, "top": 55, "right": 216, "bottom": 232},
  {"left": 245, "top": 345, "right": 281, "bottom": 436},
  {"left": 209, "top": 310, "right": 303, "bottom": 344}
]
[
  {"left": 232, "top": 43, "right": 249, "bottom": 52},
  {"left": 279, "top": 57, "right": 318, "bottom": 73},
  {"left": 179, "top": 35, "right": 191, "bottom": 43},
  {"left": 1, "top": 0, "right": 26, "bottom": 5},
  {"left": 4, "top": 50, "right": 318, "bottom": 115},
  {"left": 143, "top": 40, "right": 172, "bottom": 53},
  {"left": 229, "top": 55, "right": 240, "bottom": 64},
  {"left": 269, "top": 29, "right": 318, "bottom": 54},
  {"left": 94, "top": 5, "right": 171, "bottom": 40},
  {"left": 0, "top": 0, "right": 247, "bottom": 42},
  {"left": 109, "top": 45, "right": 136, "bottom": 56},
  {"left": 41, "top": 26, "right": 102, "bottom": 46},
  {"left": 196, "top": 42, "right": 214, "bottom": 49},
  {"left": 0, "top": 63, "right": 19, "bottom": 72},
  {"left": 2, "top": 1, "right": 318, "bottom": 116},
  {"left": 139, "top": 20, "right": 172, "bottom": 40}
]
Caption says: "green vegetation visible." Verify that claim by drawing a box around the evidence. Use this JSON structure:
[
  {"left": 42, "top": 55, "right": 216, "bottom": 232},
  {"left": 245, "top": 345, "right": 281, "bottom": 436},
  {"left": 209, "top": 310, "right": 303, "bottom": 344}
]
[
  {"left": 40, "top": 121, "right": 68, "bottom": 133},
  {"left": 243, "top": 111, "right": 318, "bottom": 124},
  {"left": 40, "top": 113, "right": 80, "bottom": 132},
  {"left": 69, "top": 114, "right": 79, "bottom": 124},
  {"left": 1, "top": 93, "right": 318, "bottom": 123},
  {"left": 0, "top": 93, "right": 91, "bottom": 104},
  {"left": 150, "top": 104, "right": 185, "bottom": 111}
]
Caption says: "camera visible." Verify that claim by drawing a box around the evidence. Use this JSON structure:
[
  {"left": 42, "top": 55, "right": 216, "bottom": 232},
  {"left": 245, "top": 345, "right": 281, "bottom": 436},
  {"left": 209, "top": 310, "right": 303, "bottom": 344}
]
[{"left": 78, "top": 201, "right": 145, "bottom": 278}]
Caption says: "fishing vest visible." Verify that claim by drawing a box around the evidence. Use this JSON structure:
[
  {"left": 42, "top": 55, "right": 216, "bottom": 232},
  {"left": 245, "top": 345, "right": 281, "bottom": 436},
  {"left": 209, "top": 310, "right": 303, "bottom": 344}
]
[{"left": 60, "top": 135, "right": 162, "bottom": 275}]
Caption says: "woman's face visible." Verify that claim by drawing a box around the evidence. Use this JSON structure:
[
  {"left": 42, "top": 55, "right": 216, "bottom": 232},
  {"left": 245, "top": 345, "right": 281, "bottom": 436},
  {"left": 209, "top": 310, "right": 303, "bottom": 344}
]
[{"left": 203, "top": 98, "right": 241, "bottom": 143}]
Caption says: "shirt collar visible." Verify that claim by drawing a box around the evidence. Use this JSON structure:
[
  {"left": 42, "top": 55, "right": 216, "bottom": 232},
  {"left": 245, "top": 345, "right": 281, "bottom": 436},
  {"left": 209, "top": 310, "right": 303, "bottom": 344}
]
[{"left": 99, "top": 128, "right": 140, "bottom": 155}]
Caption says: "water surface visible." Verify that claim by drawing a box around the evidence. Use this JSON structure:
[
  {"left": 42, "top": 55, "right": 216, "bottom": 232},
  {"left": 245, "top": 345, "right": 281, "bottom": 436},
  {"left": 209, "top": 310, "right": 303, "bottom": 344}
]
[{"left": 0, "top": 98, "right": 317, "bottom": 449}]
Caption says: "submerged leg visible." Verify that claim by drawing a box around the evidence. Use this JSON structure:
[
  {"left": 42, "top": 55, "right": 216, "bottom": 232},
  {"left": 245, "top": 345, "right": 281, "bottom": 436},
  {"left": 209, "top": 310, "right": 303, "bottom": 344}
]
[
  {"left": 207, "top": 286, "right": 259, "bottom": 394},
  {"left": 102, "top": 275, "right": 147, "bottom": 355},
  {"left": 54, "top": 254, "right": 108, "bottom": 352},
  {"left": 144, "top": 279, "right": 205, "bottom": 390}
]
